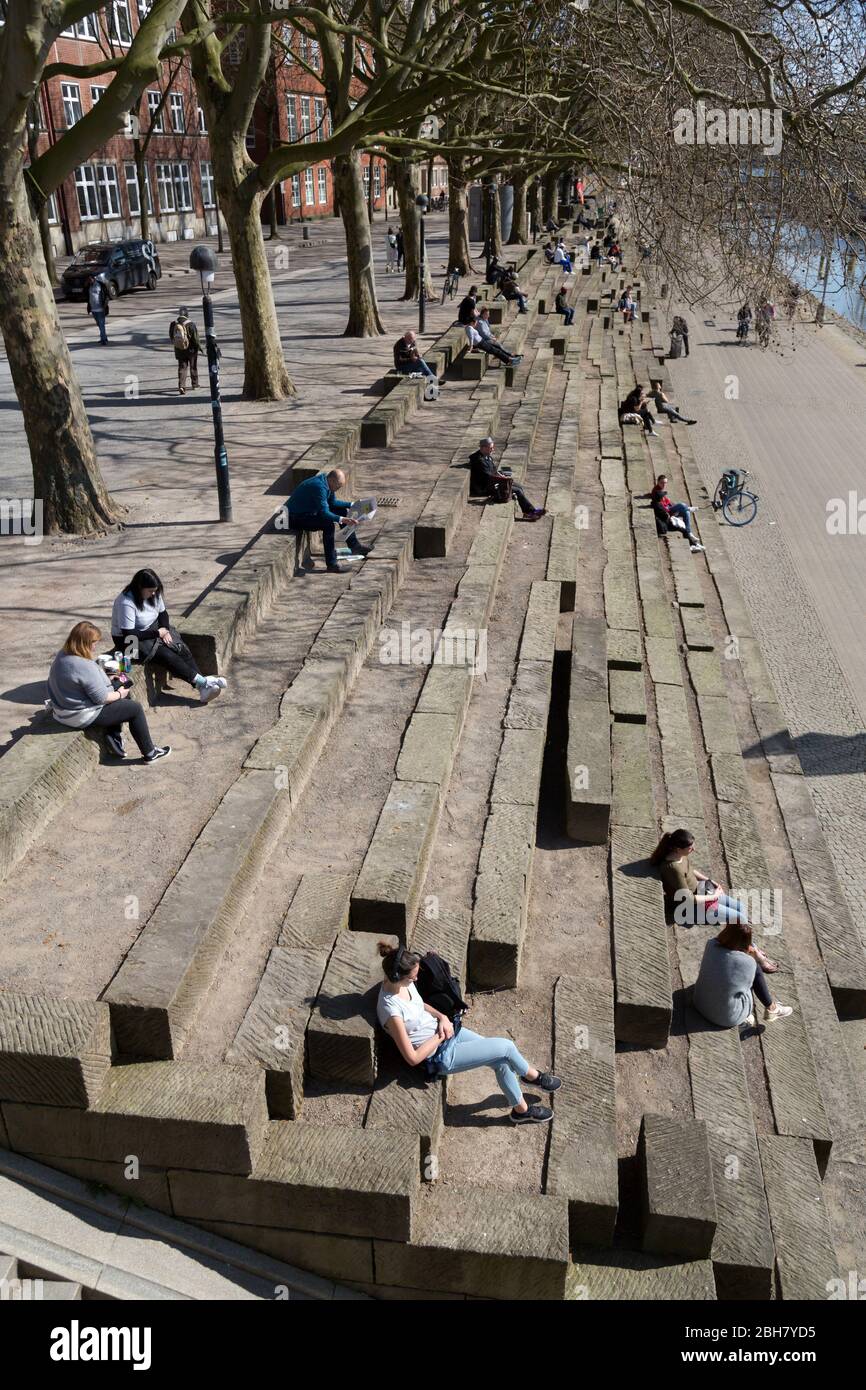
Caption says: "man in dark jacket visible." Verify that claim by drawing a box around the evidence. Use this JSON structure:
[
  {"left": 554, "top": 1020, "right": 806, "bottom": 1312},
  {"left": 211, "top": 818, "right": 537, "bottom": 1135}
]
[
  {"left": 86, "top": 275, "right": 110, "bottom": 345},
  {"left": 555, "top": 286, "right": 575, "bottom": 326},
  {"left": 457, "top": 286, "right": 480, "bottom": 325},
  {"left": 467, "top": 437, "right": 545, "bottom": 519},
  {"left": 285, "top": 468, "right": 370, "bottom": 574},
  {"left": 393, "top": 330, "right": 438, "bottom": 380},
  {"left": 168, "top": 307, "right": 201, "bottom": 394}
]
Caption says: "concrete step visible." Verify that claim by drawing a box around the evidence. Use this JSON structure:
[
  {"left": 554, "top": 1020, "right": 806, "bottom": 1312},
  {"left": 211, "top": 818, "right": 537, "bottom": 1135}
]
[
  {"left": 638, "top": 1112, "right": 717, "bottom": 1260},
  {"left": 758, "top": 1135, "right": 840, "bottom": 1300},
  {"left": 611, "top": 827, "right": 672, "bottom": 1048},
  {"left": 307, "top": 929, "right": 397, "bottom": 1086}
]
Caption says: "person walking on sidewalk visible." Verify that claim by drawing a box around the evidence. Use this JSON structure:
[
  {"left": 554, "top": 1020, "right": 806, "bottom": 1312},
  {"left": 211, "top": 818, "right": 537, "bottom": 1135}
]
[
  {"left": 385, "top": 226, "right": 399, "bottom": 275},
  {"left": 168, "top": 307, "right": 201, "bottom": 395},
  {"left": 671, "top": 314, "right": 690, "bottom": 356},
  {"left": 650, "top": 475, "right": 704, "bottom": 553},
  {"left": 46, "top": 621, "right": 170, "bottom": 763},
  {"left": 86, "top": 275, "right": 110, "bottom": 345},
  {"left": 395, "top": 227, "right": 405, "bottom": 271},
  {"left": 285, "top": 467, "right": 370, "bottom": 575},
  {"left": 693, "top": 925, "right": 793, "bottom": 1031},
  {"left": 377, "top": 943, "right": 562, "bottom": 1124},
  {"left": 111, "top": 569, "right": 226, "bottom": 704},
  {"left": 468, "top": 437, "right": 545, "bottom": 520}
]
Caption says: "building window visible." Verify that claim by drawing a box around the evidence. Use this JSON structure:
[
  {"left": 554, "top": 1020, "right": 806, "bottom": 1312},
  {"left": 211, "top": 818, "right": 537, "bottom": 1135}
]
[
  {"left": 300, "top": 96, "right": 312, "bottom": 143},
  {"left": 74, "top": 165, "right": 100, "bottom": 220},
  {"left": 299, "top": 34, "right": 308, "bottom": 63},
  {"left": 155, "top": 162, "right": 175, "bottom": 212},
  {"left": 96, "top": 163, "right": 121, "bottom": 217},
  {"left": 61, "top": 83, "right": 83, "bottom": 128},
  {"left": 124, "top": 162, "right": 153, "bottom": 216},
  {"left": 109, "top": 1, "right": 133, "bottom": 45},
  {"left": 137, "top": 0, "right": 153, "bottom": 17},
  {"left": 147, "top": 91, "right": 164, "bottom": 132},
  {"left": 90, "top": 86, "right": 106, "bottom": 106},
  {"left": 200, "top": 161, "right": 215, "bottom": 208},
  {"left": 197, "top": 106, "right": 207, "bottom": 134},
  {"left": 317, "top": 167, "right": 328, "bottom": 204},
  {"left": 169, "top": 92, "right": 185, "bottom": 133},
  {"left": 363, "top": 163, "right": 370, "bottom": 199},
  {"left": 291, "top": 174, "right": 301, "bottom": 208},
  {"left": 172, "top": 161, "right": 193, "bottom": 211},
  {"left": 46, "top": 192, "right": 59, "bottom": 224},
  {"left": 374, "top": 163, "right": 381, "bottom": 198},
  {"left": 63, "top": 17, "right": 98, "bottom": 39},
  {"left": 304, "top": 167, "right": 314, "bottom": 205},
  {"left": 286, "top": 97, "right": 298, "bottom": 143},
  {"left": 310, "top": 40, "right": 319, "bottom": 69},
  {"left": 314, "top": 97, "right": 325, "bottom": 141}
]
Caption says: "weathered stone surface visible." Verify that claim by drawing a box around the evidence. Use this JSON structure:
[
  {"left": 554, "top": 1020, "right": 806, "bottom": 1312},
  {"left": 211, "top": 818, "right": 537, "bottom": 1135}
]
[
  {"left": 243, "top": 703, "right": 327, "bottom": 793},
  {"left": 654, "top": 683, "right": 703, "bottom": 820},
  {"left": 4, "top": 1062, "right": 269, "bottom": 1174},
  {"left": 609, "top": 668, "right": 647, "bottom": 723},
  {"left": 477, "top": 803, "right": 536, "bottom": 877},
  {"left": 365, "top": 1049, "right": 445, "bottom": 1170},
  {"left": 668, "top": 545, "right": 705, "bottom": 607},
  {"left": 687, "top": 651, "right": 727, "bottom": 698},
  {"left": 519, "top": 581, "right": 561, "bottom": 664},
  {"left": 707, "top": 753, "right": 747, "bottom": 807},
  {"left": 546, "top": 514, "right": 580, "bottom": 611},
  {"left": 0, "top": 994, "right": 110, "bottom": 1108},
  {"left": 737, "top": 637, "right": 777, "bottom": 704},
  {"left": 607, "top": 628, "right": 642, "bottom": 671},
  {"left": 168, "top": 1124, "right": 419, "bottom": 1241},
  {"left": 415, "top": 665, "right": 474, "bottom": 720},
  {"left": 307, "top": 930, "right": 398, "bottom": 1086},
  {"left": 467, "top": 510, "right": 512, "bottom": 569},
  {"left": 195, "top": 1219, "right": 375, "bottom": 1286},
  {"left": 758, "top": 1136, "right": 839, "bottom": 1300},
  {"left": 0, "top": 729, "right": 98, "bottom": 887},
  {"left": 8, "top": 1152, "right": 173, "bottom": 1215},
  {"left": 470, "top": 867, "right": 529, "bottom": 990},
  {"left": 351, "top": 781, "right": 441, "bottom": 938},
  {"left": 644, "top": 636, "right": 681, "bottom": 686},
  {"left": 414, "top": 471, "right": 470, "bottom": 559},
  {"left": 504, "top": 659, "right": 553, "bottom": 731},
  {"left": 600, "top": 458, "right": 626, "bottom": 497},
  {"left": 278, "top": 872, "right": 354, "bottom": 948},
  {"left": 635, "top": 555, "right": 675, "bottom": 640},
  {"left": 547, "top": 976, "right": 617, "bottom": 1245},
  {"left": 105, "top": 771, "right": 292, "bottom": 1059},
  {"left": 681, "top": 606, "right": 715, "bottom": 652},
  {"left": 490, "top": 728, "right": 546, "bottom": 808},
  {"left": 226, "top": 947, "right": 329, "bottom": 1118},
  {"left": 639, "top": 1113, "right": 716, "bottom": 1259},
  {"left": 396, "top": 712, "right": 461, "bottom": 789},
  {"left": 611, "top": 828, "right": 671, "bottom": 1047},
  {"left": 695, "top": 695, "right": 741, "bottom": 755},
  {"left": 279, "top": 658, "right": 347, "bottom": 723},
  {"left": 375, "top": 1188, "right": 569, "bottom": 1299},
  {"left": 566, "top": 700, "right": 611, "bottom": 843},
  {"left": 603, "top": 562, "right": 640, "bottom": 632},
  {"left": 611, "top": 722, "right": 655, "bottom": 829},
  {"left": 566, "top": 1249, "right": 716, "bottom": 1300},
  {"left": 571, "top": 619, "right": 608, "bottom": 703},
  {"left": 411, "top": 903, "right": 473, "bottom": 984}
]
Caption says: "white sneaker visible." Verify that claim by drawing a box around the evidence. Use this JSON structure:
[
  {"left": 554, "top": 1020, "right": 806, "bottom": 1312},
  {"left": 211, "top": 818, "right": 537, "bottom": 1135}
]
[
  {"left": 647, "top": 430, "right": 660, "bottom": 437},
  {"left": 211, "top": 676, "right": 227, "bottom": 689},
  {"left": 743, "top": 1013, "right": 756, "bottom": 1029},
  {"left": 763, "top": 1002, "right": 794, "bottom": 1023},
  {"left": 199, "top": 679, "right": 222, "bottom": 704},
  {"left": 690, "top": 542, "right": 705, "bottom": 552}
]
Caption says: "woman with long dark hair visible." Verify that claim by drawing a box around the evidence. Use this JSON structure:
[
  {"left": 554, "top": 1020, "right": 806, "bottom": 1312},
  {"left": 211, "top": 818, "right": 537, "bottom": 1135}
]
[
  {"left": 376, "top": 943, "right": 561, "bottom": 1126},
  {"left": 47, "top": 621, "right": 170, "bottom": 763},
  {"left": 650, "top": 827, "right": 778, "bottom": 971},
  {"left": 693, "top": 923, "right": 792, "bottom": 1030},
  {"left": 111, "top": 569, "right": 226, "bottom": 704}
]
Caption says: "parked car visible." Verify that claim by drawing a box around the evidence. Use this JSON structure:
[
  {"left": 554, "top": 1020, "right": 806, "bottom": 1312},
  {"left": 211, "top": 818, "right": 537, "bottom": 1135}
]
[{"left": 62, "top": 239, "right": 162, "bottom": 300}]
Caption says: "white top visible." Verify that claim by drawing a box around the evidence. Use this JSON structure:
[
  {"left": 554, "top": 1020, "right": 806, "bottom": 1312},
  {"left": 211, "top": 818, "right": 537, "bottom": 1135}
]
[
  {"left": 377, "top": 983, "right": 438, "bottom": 1049},
  {"left": 88, "top": 280, "right": 104, "bottom": 311},
  {"left": 553, "top": 245, "right": 566, "bottom": 262},
  {"left": 111, "top": 591, "right": 162, "bottom": 635},
  {"left": 464, "top": 323, "right": 482, "bottom": 348},
  {"left": 476, "top": 318, "right": 493, "bottom": 340}
]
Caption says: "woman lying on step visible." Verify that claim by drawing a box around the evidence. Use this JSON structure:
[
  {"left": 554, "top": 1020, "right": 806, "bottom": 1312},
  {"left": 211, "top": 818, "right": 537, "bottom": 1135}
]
[
  {"left": 376, "top": 943, "right": 561, "bottom": 1126},
  {"left": 650, "top": 827, "right": 779, "bottom": 972}
]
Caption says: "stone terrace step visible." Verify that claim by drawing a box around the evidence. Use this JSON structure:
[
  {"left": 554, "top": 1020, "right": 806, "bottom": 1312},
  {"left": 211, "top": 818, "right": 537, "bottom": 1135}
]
[
  {"left": 566, "top": 1248, "right": 716, "bottom": 1300},
  {"left": 307, "top": 930, "right": 398, "bottom": 1087},
  {"left": 566, "top": 618, "right": 612, "bottom": 844},
  {"left": 638, "top": 1112, "right": 717, "bottom": 1260},
  {"left": 413, "top": 396, "right": 501, "bottom": 559},
  {"left": 610, "top": 827, "right": 672, "bottom": 1047},
  {"left": 0, "top": 994, "right": 111, "bottom": 1109},
  {"left": 758, "top": 1135, "right": 840, "bottom": 1301},
  {"left": 278, "top": 872, "right": 354, "bottom": 949}
]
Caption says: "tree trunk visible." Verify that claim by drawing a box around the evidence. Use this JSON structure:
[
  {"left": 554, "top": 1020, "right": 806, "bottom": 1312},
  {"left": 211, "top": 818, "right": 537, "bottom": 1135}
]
[
  {"left": 219, "top": 179, "right": 296, "bottom": 397},
  {"left": 134, "top": 142, "right": 151, "bottom": 242},
  {"left": 393, "top": 156, "right": 433, "bottom": 302},
  {"left": 0, "top": 171, "right": 119, "bottom": 534},
  {"left": 27, "top": 109, "right": 57, "bottom": 284},
  {"left": 335, "top": 151, "right": 384, "bottom": 336},
  {"left": 508, "top": 174, "right": 528, "bottom": 245},
  {"left": 542, "top": 169, "right": 558, "bottom": 224},
  {"left": 486, "top": 177, "right": 503, "bottom": 259},
  {"left": 446, "top": 160, "right": 472, "bottom": 275}
]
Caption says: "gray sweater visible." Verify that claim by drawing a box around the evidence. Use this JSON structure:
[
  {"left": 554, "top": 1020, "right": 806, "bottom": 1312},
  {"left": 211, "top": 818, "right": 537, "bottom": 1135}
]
[
  {"left": 47, "top": 652, "right": 111, "bottom": 728},
  {"left": 693, "top": 939, "right": 756, "bottom": 1028}
]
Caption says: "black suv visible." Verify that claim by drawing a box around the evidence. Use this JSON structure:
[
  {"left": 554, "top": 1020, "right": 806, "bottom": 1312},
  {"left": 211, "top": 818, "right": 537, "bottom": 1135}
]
[{"left": 62, "top": 239, "right": 162, "bottom": 300}]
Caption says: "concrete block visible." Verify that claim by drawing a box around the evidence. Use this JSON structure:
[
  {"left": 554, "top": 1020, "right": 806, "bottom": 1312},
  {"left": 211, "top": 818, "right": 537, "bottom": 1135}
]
[
  {"left": 194, "top": 1220, "right": 375, "bottom": 1286},
  {"left": 0, "top": 729, "right": 98, "bottom": 887},
  {"left": 611, "top": 721, "right": 655, "bottom": 829},
  {"left": 0, "top": 994, "right": 110, "bottom": 1108},
  {"left": 566, "top": 700, "right": 611, "bottom": 843},
  {"left": 226, "top": 946, "right": 329, "bottom": 1118},
  {"left": 609, "top": 668, "right": 647, "bottom": 723},
  {"left": 470, "top": 867, "right": 529, "bottom": 990},
  {"left": 603, "top": 562, "right": 640, "bottom": 632},
  {"left": 611, "top": 828, "right": 671, "bottom": 1047},
  {"left": 567, "top": 1249, "right": 716, "bottom": 1300},
  {"left": 607, "top": 628, "right": 642, "bottom": 671},
  {"left": 414, "top": 471, "right": 470, "bottom": 558},
  {"left": 307, "top": 930, "right": 397, "bottom": 1086},
  {"left": 681, "top": 607, "right": 715, "bottom": 652},
  {"left": 351, "top": 781, "right": 441, "bottom": 939},
  {"left": 547, "top": 976, "right": 617, "bottom": 1245},
  {"left": 278, "top": 872, "right": 354, "bottom": 948},
  {"left": 687, "top": 651, "right": 727, "bottom": 700},
  {"left": 396, "top": 712, "right": 461, "bottom": 789},
  {"left": 709, "top": 754, "right": 748, "bottom": 806},
  {"left": 644, "top": 636, "right": 681, "bottom": 686},
  {"left": 504, "top": 659, "right": 553, "bottom": 731},
  {"left": 415, "top": 666, "right": 474, "bottom": 721},
  {"left": 365, "top": 1051, "right": 444, "bottom": 1172},
  {"left": 639, "top": 1113, "right": 717, "bottom": 1259},
  {"left": 519, "top": 582, "right": 561, "bottom": 664},
  {"left": 758, "top": 1135, "right": 839, "bottom": 1300},
  {"left": 490, "top": 729, "right": 546, "bottom": 809}
]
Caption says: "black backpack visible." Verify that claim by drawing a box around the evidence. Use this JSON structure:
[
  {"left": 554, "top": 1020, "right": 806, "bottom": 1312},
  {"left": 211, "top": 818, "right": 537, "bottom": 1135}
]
[{"left": 415, "top": 951, "right": 468, "bottom": 1023}]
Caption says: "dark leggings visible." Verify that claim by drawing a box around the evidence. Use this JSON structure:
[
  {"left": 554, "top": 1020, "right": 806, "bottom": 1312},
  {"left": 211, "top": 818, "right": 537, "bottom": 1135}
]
[
  {"left": 92, "top": 699, "right": 155, "bottom": 756},
  {"left": 114, "top": 635, "right": 199, "bottom": 687},
  {"left": 752, "top": 962, "right": 772, "bottom": 1009}
]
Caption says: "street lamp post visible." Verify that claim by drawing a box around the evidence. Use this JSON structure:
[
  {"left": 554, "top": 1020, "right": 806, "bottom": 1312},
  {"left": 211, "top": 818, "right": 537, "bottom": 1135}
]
[
  {"left": 416, "top": 193, "right": 429, "bottom": 334},
  {"left": 190, "top": 245, "right": 232, "bottom": 522}
]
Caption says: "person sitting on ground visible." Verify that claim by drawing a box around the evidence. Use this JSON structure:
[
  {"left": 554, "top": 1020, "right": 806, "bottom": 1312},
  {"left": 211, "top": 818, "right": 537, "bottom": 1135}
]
[
  {"left": 649, "top": 383, "right": 697, "bottom": 426},
  {"left": 168, "top": 307, "right": 201, "bottom": 395},
  {"left": 465, "top": 308, "right": 523, "bottom": 368},
  {"left": 47, "top": 621, "right": 170, "bottom": 763},
  {"left": 543, "top": 241, "right": 557, "bottom": 264},
  {"left": 736, "top": 303, "right": 752, "bottom": 341},
  {"left": 377, "top": 943, "right": 562, "bottom": 1124},
  {"left": 589, "top": 240, "right": 601, "bottom": 262},
  {"left": 649, "top": 474, "right": 704, "bottom": 553},
  {"left": 553, "top": 239, "right": 573, "bottom": 274},
  {"left": 457, "top": 285, "right": 480, "bottom": 325},
  {"left": 554, "top": 285, "right": 575, "bottom": 326},
  {"left": 468, "top": 436, "right": 545, "bottom": 519},
  {"left": 618, "top": 286, "right": 638, "bottom": 324},
  {"left": 499, "top": 269, "right": 528, "bottom": 314},
  {"left": 650, "top": 828, "right": 778, "bottom": 972},
  {"left": 486, "top": 255, "right": 506, "bottom": 287},
  {"left": 619, "top": 383, "right": 659, "bottom": 437},
  {"left": 285, "top": 467, "right": 370, "bottom": 575},
  {"left": 393, "top": 329, "right": 439, "bottom": 381},
  {"left": 544, "top": 216, "right": 561, "bottom": 234},
  {"left": 112, "top": 569, "right": 226, "bottom": 704},
  {"left": 693, "top": 924, "right": 792, "bottom": 1031}
]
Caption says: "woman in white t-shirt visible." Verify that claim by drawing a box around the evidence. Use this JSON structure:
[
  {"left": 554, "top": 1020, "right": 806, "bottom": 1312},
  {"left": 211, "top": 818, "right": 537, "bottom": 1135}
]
[
  {"left": 376, "top": 943, "right": 562, "bottom": 1125},
  {"left": 111, "top": 568, "right": 226, "bottom": 705}
]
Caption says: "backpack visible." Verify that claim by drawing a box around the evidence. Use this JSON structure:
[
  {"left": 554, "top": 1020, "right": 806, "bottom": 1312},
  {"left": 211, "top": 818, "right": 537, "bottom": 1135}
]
[
  {"left": 173, "top": 320, "right": 190, "bottom": 352},
  {"left": 415, "top": 951, "right": 468, "bottom": 1023}
]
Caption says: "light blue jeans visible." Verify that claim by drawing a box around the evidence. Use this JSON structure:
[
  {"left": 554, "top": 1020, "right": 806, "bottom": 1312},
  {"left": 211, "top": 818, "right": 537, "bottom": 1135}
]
[
  {"left": 704, "top": 892, "right": 748, "bottom": 926},
  {"left": 432, "top": 1027, "right": 530, "bottom": 1107}
]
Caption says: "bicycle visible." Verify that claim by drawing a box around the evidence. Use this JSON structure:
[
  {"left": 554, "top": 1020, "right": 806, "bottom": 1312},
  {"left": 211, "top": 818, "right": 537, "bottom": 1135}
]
[
  {"left": 755, "top": 315, "right": 772, "bottom": 348},
  {"left": 713, "top": 468, "right": 759, "bottom": 526},
  {"left": 441, "top": 265, "right": 460, "bottom": 303}
]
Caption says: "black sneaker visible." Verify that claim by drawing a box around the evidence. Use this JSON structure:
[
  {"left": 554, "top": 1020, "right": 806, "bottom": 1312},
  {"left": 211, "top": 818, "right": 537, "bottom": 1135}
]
[
  {"left": 327, "top": 563, "right": 351, "bottom": 574},
  {"left": 510, "top": 1103, "right": 553, "bottom": 1125},
  {"left": 351, "top": 543, "right": 371, "bottom": 557},
  {"left": 144, "top": 746, "right": 172, "bottom": 763},
  {"left": 526, "top": 1071, "right": 561, "bottom": 1093}
]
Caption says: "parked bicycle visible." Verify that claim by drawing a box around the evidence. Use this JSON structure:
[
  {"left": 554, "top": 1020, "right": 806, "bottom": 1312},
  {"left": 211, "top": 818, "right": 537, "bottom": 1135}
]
[
  {"left": 713, "top": 468, "right": 759, "bottom": 526},
  {"left": 441, "top": 265, "right": 460, "bottom": 303}
]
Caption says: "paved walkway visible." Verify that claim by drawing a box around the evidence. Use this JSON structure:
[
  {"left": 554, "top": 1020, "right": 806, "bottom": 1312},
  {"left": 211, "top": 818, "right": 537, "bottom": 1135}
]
[{"left": 0, "top": 213, "right": 490, "bottom": 747}]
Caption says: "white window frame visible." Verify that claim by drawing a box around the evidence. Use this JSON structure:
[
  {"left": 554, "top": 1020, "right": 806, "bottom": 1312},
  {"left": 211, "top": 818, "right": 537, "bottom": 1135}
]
[
  {"left": 304, "top": 167, "right": 314, "bottom": 205},
  {"left": 96, "top": 163, "right": 121, "bottom": 218},
  {"left": 286, "top": 97, "right": 298, "bottom": 143},
  {"left": 90, "top": 86, "right": 106, "bottom": 106},
  {"left": 172, "top": 161, "right": 193, "bottom": 212},
  {"left": 63, "top": 17, "right": 99, "bottom": 40},
  {"left": 108, "top": 1, "right": 133, "bottom": 46},
  {"left": 147, "top": 90, "right": 164, "bottom": 133},
  {"left": 46, "top": 192, "right": 59, "bottom": 224},
  {"left": 169, "top": 92, "right": 185, "bottom": 134},
  {"left": 61, "top": 83, "right": 83, "bottom": 128},
  {"left": 291, "top": 173, "right": 301, "bottom": 208},
  {"left": 137, "top": 1, "right": 153, "bottom": 18},
  {"left": 363, "top": 163, "right": 370, "bottom": 198},
  {"left": 300, "top": 96, "right": 312, "bottom": 143},
  {"left": 314, "top": 97, "right": 325, "bottom": 141},
  {"left": 200, "top": 160, "right": 215, "bottom": 208},
  {"left": 310, "top": 40, "right": 319, "bottom": 69},
  {"left": 124, "top": 162, "right": 152, "bottom": 216},
  {"left": 374, "top": 162, "right": 381, "bottom": 198},
  {"left": 155, "top": 162, "right": 175, "bottom": 212},
  {"left": 299, "top": 34, "right": 308, "bottom": 63},
  {"left": 74, "top": 165, "right": 100, "bottom": 220},
  {"left": 197, "top": 105, "right": 207, "bottom": 134},
  {"left": 317, "top": 166, "right": 327, "bottom": 204}
]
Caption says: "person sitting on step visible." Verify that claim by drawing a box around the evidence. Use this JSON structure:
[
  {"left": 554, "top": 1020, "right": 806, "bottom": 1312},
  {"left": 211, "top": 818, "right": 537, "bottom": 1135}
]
[
  {"left": 47, "top": 621, "right": 170, "bottom": 763},
  {"left": 467, "top": 436, "right": 545, "bottom": 519},
  {"left": 649, "top": 474, "right": 704, "bottom": 553},
  {"left": 649, "top": 382, "right": 697, "bottom": 426},
  {"left": 377, "top": 943, "right": 562, "bottom": 1124},
  {"left": 465, "top": 307, "right": 523, "bottom": 368},
  {"left": 554, "top": 285, "right": 575, "bottom": 326},
  {"left": 498, "top": 269, "right": 529, "bottom": 314},
  {"left": 111, "top": 569, "right": 226, "bottom": 704},
  {"left": 393, "top": 330, "right": 440, "bottom": 381},
  {"left": 650, "top": 827, "right": 778, "bottom": 971},
  {"left": 285, "top": 467, "right": 370, "bottom": 575},
  {"left": 457, "top": 286, "right": 480, "bottom": 325},
  {"left": 619, "top": 383, "right": 658, "bottom": 437},
  {"left": 693, "top": 923, "right": 792, "bottom": 1031}
]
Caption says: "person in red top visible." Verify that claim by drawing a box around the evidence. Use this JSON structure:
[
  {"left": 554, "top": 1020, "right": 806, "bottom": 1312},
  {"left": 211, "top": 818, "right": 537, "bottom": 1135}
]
[{"left": 650, "top": 474, "right": 705, "bottom": 553}]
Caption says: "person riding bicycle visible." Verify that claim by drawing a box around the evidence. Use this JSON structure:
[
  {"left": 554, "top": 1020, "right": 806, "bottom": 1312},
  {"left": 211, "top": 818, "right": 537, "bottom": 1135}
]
[{"left": 756, "top": 298, "right": 775, "bottom": 343}]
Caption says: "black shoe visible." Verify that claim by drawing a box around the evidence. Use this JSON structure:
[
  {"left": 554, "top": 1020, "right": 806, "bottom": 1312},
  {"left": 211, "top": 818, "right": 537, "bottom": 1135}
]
[
  {"left": 510, "top": 354, "right": 523, "bottom": 364},
  {"left": 327, "top": 564, "right": 350, "bottom": 574},
  {"left": 144, "top": 745, "right": 171, "bottom": 763},
  {"left": 526, "top": 1071, "right": 562, "bottom": 1093},
  {"left": 105, "top": 737, "right": 126, "bottom": 760},
  {"left": 510, "top": 1103, "right": 553, "bottom": 1125},
  {"left": 350, "top": 543, "right": 371, "bottom": 557}
]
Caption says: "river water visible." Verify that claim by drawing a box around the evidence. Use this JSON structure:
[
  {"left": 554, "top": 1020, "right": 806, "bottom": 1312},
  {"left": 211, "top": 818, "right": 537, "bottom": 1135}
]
[{"left": 789, "top": 230, "right": 866, "bottom": 330}]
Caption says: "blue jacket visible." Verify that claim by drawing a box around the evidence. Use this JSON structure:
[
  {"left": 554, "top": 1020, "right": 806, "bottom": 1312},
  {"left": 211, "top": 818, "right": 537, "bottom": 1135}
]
[{"left": 287, "top": 473, "right": 351, "bottom": 524}]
